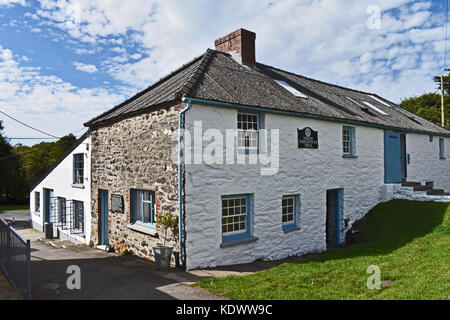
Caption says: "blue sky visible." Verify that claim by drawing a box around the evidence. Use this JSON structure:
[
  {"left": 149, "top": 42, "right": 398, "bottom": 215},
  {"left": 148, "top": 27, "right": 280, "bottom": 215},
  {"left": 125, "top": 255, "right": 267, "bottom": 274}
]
[{"left": 0, "top": 0, "right": 448, "bottom": 146}]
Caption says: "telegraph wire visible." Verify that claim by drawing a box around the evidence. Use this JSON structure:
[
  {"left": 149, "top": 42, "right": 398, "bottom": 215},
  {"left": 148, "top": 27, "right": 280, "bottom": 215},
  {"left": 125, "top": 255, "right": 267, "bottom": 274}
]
[{"left": 0, "top": 109, "right": 61, "bottom": 139}]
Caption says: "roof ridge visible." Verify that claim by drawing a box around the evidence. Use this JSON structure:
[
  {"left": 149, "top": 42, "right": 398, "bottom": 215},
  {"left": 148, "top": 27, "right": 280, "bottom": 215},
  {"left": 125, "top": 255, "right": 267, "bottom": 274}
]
[
  {"left": 256, "top": 62, "right": 378, "bottom": 96},
  {"left": 84, "top": 53, "right": 205, "bottom": 127},
  {"left": 177, "top": 49, "right": 215, "bottom": 97}
]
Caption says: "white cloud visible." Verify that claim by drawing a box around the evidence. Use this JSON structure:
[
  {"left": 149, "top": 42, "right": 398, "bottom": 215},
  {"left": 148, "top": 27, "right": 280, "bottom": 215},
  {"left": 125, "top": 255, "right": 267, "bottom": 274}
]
[
  {"left": 73, "top": 61, "right": 98, "bottom": 73},
  {"left": 0, "top": 0, "right": 26, "bottom": 6},
  {"left": 0, "top": 46, "right": 124, "bottom": 140}
]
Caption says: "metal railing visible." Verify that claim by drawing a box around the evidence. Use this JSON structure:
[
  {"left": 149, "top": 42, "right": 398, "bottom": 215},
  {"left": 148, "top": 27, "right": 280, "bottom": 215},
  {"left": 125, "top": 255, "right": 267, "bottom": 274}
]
[{"left": 0, "top": 217, "right": 31, "bottom": 300}]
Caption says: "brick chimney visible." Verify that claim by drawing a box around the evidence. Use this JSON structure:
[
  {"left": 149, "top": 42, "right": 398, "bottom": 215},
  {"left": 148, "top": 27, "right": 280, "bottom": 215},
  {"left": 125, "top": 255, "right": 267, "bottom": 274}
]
[{"left": 214, "top": 28, "right": 256, "bottom": 66}]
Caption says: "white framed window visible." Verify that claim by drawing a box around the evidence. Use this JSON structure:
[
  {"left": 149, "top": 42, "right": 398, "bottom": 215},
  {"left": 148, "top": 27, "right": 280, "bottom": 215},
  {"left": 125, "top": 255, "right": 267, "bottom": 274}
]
[
  {"left": 73, "top": 153, "right": 84, "bottom": 185},
  {"left": 237, "top": 113, "right": 259, "bottom": 150},
  {"left": 342, "top": 126, "right": 355, "bottom": 156},
  {"left": 282, "top": 197, "right": 295, "bottom": 226},
  {"left": 222, "top": 195, "right": 249, "bottom": 237},
  {"left": 133, "top": 190, "right": 156, "bottom": 228}
]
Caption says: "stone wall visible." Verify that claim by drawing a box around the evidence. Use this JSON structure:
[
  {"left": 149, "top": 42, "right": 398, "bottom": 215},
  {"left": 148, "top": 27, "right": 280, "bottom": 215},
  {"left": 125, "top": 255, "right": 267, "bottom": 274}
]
[{"left": 90, "top": 104, "right": 181, "bottom": 260}]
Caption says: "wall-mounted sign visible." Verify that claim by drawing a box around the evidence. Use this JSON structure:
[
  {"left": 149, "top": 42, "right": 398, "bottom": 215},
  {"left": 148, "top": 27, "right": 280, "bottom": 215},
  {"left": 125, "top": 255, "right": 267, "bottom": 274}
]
[
  {"left": 111, "top": 194, "right": 124, "bottom": 213},
  {"left": 298, "top": 127, "right": 318, "bottom": 149}
]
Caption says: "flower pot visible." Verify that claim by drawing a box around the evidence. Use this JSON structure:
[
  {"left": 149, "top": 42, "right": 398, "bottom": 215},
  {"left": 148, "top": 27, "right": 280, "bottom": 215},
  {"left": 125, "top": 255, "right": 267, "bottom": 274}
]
[{"left": 153, "top": 246, "right": 173, "bottom": 270}]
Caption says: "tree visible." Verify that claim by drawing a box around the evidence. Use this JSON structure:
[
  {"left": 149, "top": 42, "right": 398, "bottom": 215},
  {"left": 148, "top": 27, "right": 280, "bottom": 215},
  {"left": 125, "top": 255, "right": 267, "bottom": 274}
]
[{"left": 400, "top": 73, "right": 450, "bottom": 130}]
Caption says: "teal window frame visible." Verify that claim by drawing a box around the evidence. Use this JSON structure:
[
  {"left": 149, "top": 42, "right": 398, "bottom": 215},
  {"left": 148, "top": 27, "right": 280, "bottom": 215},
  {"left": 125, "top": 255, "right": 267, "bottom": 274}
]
[
  {"left": 221, "top": 194, "right": 252, "bottom": 242},
  {"left": 237, "top": 111, "right": 263, "bottom": 154},
  {"left": 439, "top": 138, "right": 445, "bottom": 159},
  {"left": 342, "top": 126, "right": 356, "bottom": 158},
  {"left": 132, "top": 189, "right": 156, "bottom": 229},
  {"left": 73, "top": 153, "right": 84, "bottom": 185},
  {"left": 35, "top": 191, "right": 40, "bottom": 212},
  {"left": 282, "top": 195, "right": 300, "bottom": 233}
]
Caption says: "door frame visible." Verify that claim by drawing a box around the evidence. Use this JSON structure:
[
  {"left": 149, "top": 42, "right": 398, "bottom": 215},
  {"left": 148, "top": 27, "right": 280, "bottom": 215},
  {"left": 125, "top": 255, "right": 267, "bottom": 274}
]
[
  {"left": 326, "top": 188, "right": 343, "bottom": 249},
  {"left": 384, "top": 131, "right": 406, "bottom": 183},
  {"left": 43, "top": 188, "right": 54, "bottom": 223},
  {"left": 99, "top": 189, "right": 109, "bottom": 245}
]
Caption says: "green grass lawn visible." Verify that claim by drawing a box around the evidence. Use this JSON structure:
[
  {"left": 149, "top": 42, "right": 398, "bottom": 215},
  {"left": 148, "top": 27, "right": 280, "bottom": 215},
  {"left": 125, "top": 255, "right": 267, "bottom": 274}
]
[
  {"left": 0, "top": 204, "right": 29, "bottom": 211},
  {"left": 195, "top": 200, "right": 450, "bottom": 300}
]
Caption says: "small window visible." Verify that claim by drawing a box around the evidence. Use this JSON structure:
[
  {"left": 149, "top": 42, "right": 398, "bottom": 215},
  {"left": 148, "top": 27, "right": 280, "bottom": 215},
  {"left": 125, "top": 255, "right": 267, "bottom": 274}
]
[
  {"left": 439, "top": 138, "right": 445, "bottom": 159},
  {"left": 57, "top": 197, "right": 66, "bottom": 226},
  {"left": 342, "top": 126, "right": 356, "bottom": 156},
  {"left": 429, "top": 135, "right": 433, "bottom": 142},
  {"left": 73, "top": 201, "right": 84, "bottom": 233},
  {"left": 361, "top": 101, "right": 389, "bottom": 115},
  {"left": 237, "top": 113, "right": 259, "bottom": 150},
  {"left": 274, "top": 80, "right": 308, "bottom": 98},
  {"left": 73, "top": 154, "right": 84, "bottom": 185},
  {"left": 282, "top": 195, "right": 300, "bottom": 232},
  {"left": 35, "top": 191, "right": 40, "bottom": 212},
  {"left": 222, "top": 195, "right": 250, "bottom": 238},
  {"left": 133, "top": 190, "right": 156, "bottom": 228},
  {"left": 367, "top": 95, "right": 391, "bottom": 107}
]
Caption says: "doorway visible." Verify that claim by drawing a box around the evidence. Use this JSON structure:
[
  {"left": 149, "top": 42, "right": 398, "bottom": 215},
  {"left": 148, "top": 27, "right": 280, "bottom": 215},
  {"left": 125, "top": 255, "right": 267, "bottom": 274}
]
[
  {"left": 43, "top": 188, "right": 54, "bottom": 223},
  {"left": 384, "top": 131, "right": 407, "bottom": 183},
  {"left": 326, "top": 189, "right": 343, "bottom": 249},
  {"left": 99, "top": 189, "right": 109, "bottom": 245}
]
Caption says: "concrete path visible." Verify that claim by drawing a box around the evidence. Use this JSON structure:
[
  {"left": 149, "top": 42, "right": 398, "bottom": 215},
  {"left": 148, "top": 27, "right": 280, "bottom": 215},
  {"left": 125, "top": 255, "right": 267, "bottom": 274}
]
[
  {"left": 16, "top": 227, "right": 225, "bottom": 300},
  {"left": 0, "top": 270, "right": 19, "bottom": 300}
]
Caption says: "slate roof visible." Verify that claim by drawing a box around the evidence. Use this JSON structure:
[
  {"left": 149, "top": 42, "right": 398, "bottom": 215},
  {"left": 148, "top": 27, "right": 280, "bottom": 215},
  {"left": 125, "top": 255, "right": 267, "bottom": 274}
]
[{"left": 85, "top": 49, "right": 450, "bottom": 136}]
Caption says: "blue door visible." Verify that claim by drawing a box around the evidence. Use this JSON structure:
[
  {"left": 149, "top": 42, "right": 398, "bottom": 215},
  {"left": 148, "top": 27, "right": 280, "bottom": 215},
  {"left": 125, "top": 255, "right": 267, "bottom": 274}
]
[
  {"left": 384, "top": 131, "right": 403, "bottom": 183},
  {"left": 99, "top": 190, "right": 109, "bottom": 245},
  {"left": 44, "top": 188, "right": 54, "bottom": 223},
  {"left": 326, "top": 189, "right": 343, "bottom": 248}
]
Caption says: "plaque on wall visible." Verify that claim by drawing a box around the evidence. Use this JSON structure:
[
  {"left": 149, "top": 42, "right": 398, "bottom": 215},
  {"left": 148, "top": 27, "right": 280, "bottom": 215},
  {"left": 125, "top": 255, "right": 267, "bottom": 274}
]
[
  {"left": 298, "top": 127, "right": 318, "bottom": 149},
  {"left": 111, "top": 194, "right": 124, "bottom": 213}
]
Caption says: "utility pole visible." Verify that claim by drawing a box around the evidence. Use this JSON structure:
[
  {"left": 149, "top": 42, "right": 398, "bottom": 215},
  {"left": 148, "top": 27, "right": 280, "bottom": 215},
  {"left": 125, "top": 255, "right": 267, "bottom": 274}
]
[{"left": 441, "top": 75, "right": 445, "bottom": 127}]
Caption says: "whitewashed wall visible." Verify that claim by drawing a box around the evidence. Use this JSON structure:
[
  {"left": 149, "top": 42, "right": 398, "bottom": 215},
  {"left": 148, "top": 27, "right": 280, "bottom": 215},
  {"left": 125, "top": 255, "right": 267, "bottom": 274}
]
[
  {"left": 406, "top": 134, "right": 450, "bottom": 190},
  {"left": 29, "top": 135, "right": 91, "bottom": 244},
  {"left": 184, "top": 104, "right": 387, "bottom": 270}
]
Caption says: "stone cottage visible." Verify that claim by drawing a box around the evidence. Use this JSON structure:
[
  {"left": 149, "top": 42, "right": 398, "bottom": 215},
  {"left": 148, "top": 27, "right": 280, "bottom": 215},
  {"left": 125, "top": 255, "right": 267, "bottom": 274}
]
[{"left": 84, "top": 29, "right": 450, "bottom": 270}]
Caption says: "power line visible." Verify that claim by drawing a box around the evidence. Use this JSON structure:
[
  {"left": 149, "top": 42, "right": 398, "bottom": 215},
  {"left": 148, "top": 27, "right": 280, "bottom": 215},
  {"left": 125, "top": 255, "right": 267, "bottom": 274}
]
[
  {"left": 6, "top": 137, "right": 59, "bottom": 140},
  {"left": 0, "top": 109, "right": 61, "bottom": 139}
]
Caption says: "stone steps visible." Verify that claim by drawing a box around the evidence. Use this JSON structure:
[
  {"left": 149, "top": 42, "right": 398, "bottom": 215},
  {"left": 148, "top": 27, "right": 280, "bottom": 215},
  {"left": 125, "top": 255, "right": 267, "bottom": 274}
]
[
  {"left": 402, "top": 181, "right": 421, "bottom": 187},
  {"left": 413, "top": 185, "right": 432, "bottom": 191},
  {"left": 392, "top": 183, "right": 450, "bottom": 203}
]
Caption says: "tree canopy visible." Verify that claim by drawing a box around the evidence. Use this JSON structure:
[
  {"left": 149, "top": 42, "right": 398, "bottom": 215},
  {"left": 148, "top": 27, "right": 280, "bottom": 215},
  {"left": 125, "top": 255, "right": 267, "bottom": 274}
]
[{"left": 0, "top": 121, "right": 77, "bottom": 204}]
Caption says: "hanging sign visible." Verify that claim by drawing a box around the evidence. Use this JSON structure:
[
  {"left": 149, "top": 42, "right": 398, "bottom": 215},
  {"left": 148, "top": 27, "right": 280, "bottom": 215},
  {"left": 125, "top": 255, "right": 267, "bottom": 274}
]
[
  {"left": 111, "top": 194, "right": 124, "bottom": 213},
  {"left": 298, "top": 127, "right": 318, "bottom": 149}
]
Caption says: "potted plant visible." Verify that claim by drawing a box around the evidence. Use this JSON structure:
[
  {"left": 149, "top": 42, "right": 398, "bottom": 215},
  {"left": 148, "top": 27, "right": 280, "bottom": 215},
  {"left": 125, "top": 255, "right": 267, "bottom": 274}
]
[{"left": 153, "top": 212, "right": 178, "bottom": 270}]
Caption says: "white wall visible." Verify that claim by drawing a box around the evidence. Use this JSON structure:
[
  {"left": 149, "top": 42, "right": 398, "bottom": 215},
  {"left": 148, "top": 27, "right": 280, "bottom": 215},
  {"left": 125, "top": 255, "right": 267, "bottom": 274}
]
[
  {"left": 406, "top": 134, "right": 450, "bottom": 190},
  {"left": 184, "top": 104, "right": 388, "bottom": 269},
  {"left": 29, "top": 134, "right": 91, "bottom": 244}
]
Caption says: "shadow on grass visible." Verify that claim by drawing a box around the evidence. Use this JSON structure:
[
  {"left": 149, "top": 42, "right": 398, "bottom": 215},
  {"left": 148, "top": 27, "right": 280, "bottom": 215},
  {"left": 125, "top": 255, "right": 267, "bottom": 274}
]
[{"left": 312, "top": 199, "right": 449, "bottom": 263}]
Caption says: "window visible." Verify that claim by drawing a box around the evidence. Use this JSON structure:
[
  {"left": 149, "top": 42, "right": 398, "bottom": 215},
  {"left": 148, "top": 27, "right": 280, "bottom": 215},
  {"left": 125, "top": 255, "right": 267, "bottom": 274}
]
[
  {"left": 35, "top": 191, "right": 40, "bottom": 212},
  {"left": 73, "top": 154, "right": 84, "bottom": 185},
  {"left": 274, "top": 80, "right": 308, "bottom": 98},
  {"left": 222, "top": 195, "right": 249, "bottom": 238},
  {"left": 73, "top": 201, "right": 84, "bottom": 233},
  {"left": 282, "top": 195, "right": 300, "bottom": 232},
  {"left": 132, "top": 190, "right": 156, "bottom": 228},
  {"left": 429, "top": 135, "right": 433, "bottom": 142},
  {"left": 439, "top": 138, "right": 445, "bottom": 159},
  {"left": 361, "top": 101, "right": 389, "bottom": 115},
  {"left": 342, "top": 126, "right": 356, "bottom": 157},
  {"left": 57, "top": 197, "right": 66, "bottom": 226},
  {"left": 237, "top": 113, "right": 259, "bottom": 150}
]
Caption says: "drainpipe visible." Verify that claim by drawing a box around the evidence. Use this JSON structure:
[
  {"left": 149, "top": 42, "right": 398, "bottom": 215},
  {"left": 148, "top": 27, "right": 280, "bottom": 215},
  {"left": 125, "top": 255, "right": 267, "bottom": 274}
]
[{"left": 178, "top": 97, "right": 191, "bottom": 268}]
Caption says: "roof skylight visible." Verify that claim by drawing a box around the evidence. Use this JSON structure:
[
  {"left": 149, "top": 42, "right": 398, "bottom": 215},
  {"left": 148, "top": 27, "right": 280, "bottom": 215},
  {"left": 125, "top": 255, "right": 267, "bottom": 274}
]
[
  {"left": 345, "top": 96, "right": 368, "bottom": 110},
  {"left": 361, "top": 101, "right": 389, "bottom": 115},
  {"left": 367, "top": 95, "right": 391, "bottom": 107},
  {"left": 274, "top": 80, "right": 308, "bottom": 99}
]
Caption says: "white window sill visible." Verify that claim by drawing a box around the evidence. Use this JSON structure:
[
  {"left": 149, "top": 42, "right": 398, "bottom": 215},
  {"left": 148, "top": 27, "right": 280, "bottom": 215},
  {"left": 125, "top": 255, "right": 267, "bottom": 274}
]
[
  {"left": 71, "top": 184, "right": 85, "bottom": 189},
  {"left": 126, "top": 223, "right": 158, "bottom": 237}
]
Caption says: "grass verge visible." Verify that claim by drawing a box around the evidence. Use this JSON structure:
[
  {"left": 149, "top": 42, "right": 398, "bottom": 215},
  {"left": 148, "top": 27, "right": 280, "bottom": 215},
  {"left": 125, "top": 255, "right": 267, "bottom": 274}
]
[{"left": 195, "top": 200, "right": 450, "bottom": 300}]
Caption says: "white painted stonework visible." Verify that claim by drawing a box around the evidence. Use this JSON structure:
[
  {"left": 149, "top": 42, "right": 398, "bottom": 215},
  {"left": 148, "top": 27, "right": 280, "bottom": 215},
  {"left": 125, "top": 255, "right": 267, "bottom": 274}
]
[
  {"left": 392, "top": 185, "right": 450, "bottom": 203},
  {"left": 29, "top": 134, "right": 91, "bottom": 244},
  {"left": 183, "top": 104, "right": 450, "bottom": 270},
  {"left": 405, "top": 134, "right": 450, "bottom": 190},
  {"left": 184, "top": 104, "right": 384, "bottom": 269}
]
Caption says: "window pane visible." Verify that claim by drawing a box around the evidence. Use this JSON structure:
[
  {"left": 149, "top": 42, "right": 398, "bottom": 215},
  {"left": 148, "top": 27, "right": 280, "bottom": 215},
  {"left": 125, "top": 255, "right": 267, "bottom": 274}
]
[
  {"left": 143, "top": 202, "right": 151, "bottom": 223},
  {"left": 222, "top": 196, "right": 248, "bottom": 236},
  {"left": 136, "top": 192, "right": 143, "bottom": 222}
]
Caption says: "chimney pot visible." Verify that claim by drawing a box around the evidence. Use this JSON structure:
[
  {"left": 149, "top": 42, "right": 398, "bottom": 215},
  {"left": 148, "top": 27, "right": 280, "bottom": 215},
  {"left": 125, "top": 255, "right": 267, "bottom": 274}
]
[{"left": 214, "top": 28, "right": 256, "bottom": 65}]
